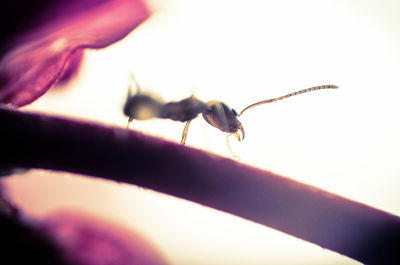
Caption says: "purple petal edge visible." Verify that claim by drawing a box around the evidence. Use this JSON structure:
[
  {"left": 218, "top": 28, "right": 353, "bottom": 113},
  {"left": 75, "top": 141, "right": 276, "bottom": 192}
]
[
  {"left": 0, "top": 208, "right": 168, "bottom": 265},
  {"left": 0, "top": 0, "right": 150, "bottom": 107},
  {"left": 41, "top": 211, "right": 169, "bottom": 265},
  {"left": 1, "top": 107, "right": 400, "bottom": 265}
]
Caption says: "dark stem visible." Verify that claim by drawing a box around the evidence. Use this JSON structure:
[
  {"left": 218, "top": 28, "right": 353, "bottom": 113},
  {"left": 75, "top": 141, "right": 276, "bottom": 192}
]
[{"left": 1, "top": 106, "right": 400, "bottom": 265}]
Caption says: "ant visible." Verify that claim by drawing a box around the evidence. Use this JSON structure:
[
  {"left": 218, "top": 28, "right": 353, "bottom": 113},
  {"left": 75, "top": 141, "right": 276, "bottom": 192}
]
[{"left": 123, "top": 74, "right": 338, "bottom": 153}]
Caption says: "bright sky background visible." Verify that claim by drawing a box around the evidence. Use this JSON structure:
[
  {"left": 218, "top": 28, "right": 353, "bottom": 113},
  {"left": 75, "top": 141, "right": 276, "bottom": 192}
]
[{"left": 4, "top": 0, "right": 400, "bottom": 264}]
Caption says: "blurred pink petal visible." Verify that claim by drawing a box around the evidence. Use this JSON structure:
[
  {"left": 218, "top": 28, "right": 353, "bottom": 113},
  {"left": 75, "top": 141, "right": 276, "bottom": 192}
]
[
  {"left": 55, "top": 49, "right": 84, "bottom": 86},
  {"left": 42, "top": 211, "right": 169, "bottom": 265},
  {"left": 0, "top": 0, "right": 150, "bottom": 107}
]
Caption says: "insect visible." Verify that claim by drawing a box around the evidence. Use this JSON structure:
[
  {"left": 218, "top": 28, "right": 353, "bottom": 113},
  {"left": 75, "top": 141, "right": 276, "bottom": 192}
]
[{"left": 123, "top": 74, "right": 338, "bottom": 150}]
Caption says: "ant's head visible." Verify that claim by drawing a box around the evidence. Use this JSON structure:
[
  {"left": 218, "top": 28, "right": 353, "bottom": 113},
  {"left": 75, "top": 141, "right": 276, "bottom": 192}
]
[{"left": 202, "top": 101, "right": 245, "bottom": 141}]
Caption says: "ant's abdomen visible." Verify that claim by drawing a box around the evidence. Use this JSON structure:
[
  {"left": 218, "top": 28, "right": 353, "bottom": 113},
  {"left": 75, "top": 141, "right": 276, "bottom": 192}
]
[{"left": 123, "top": 94, "right": 163, "bottom": 120}]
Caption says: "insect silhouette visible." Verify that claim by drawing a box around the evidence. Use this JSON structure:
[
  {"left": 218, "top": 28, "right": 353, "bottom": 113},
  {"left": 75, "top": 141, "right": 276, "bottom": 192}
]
[{"left": 123, "top": 74, "right": 338, "bottom": 150}]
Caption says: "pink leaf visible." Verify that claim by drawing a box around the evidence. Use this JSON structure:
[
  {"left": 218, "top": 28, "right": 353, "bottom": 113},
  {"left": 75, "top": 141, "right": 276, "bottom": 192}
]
[
  {"left": 42, "top": 211, "right": 169, "bottom": 265},
  {"left": 0, "top": 0, "right": 150, "bottom": 107}
]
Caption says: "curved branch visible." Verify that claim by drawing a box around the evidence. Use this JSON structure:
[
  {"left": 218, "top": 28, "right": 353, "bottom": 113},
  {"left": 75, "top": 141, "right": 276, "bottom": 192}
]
[{"left": 1, "top": 106, "right": 400, "bottom": 265}]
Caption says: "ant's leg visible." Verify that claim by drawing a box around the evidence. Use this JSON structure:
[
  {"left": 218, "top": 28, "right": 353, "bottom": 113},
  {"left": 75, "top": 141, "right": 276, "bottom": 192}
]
[
  {"left": 180, "top": 121, "right": 192, "bottom": 145},
  {"left": 125, "top": 73, "right": 141, "bottom": 99},
  {"left": 226, "top": 134, "right": 240, "bottom": 159},
  {"left": 126, "top": 117, "right": 133, "bottom": 129},
  {"left": 129, "top": 72, "right": 141, "bottom": 94}
]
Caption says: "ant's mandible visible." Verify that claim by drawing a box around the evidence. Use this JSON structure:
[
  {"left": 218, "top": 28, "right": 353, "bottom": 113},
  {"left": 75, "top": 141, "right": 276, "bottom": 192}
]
[{"left": 123, "top": 74, "right": 338, "bottom": 148}]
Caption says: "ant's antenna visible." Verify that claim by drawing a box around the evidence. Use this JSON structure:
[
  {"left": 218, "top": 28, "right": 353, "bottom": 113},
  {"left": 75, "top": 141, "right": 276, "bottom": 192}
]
[{"left": 240, "top": 85, "right": 339, "bottom": 116}]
